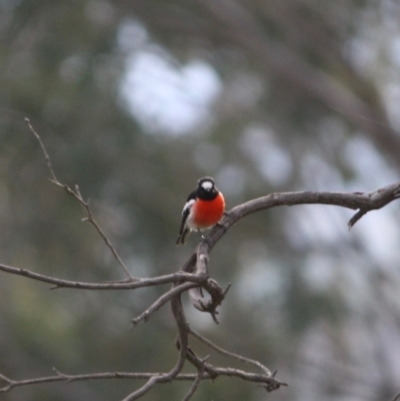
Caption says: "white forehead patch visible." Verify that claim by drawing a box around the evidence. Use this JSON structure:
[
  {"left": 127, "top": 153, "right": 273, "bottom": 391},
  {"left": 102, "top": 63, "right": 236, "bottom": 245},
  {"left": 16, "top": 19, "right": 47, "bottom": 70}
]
[{"left": 201, "top": 181, "right": 213, "bottom": 190}]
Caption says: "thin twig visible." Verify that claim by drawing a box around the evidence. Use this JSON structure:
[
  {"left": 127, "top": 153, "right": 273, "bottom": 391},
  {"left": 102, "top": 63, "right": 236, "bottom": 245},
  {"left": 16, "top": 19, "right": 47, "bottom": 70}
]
[
  {"left": 25, "top": 118, "right": 134, "bottom": 280},
  {"left": 132, "top": 281, "right": 199, "bottom": 326},
  {"left": 122, "top": 287, "right": 190, "bottom": 400},
  {"left": 25, "top": 118, "right": 58, "bottom": 182},
  {"left": 182, "top": 349, "right": 285, "bottom": 392},
  {"left": 182, "top": 356, "right": 209, "bottom": 401},
  {"left": 189, "top": 327, "right": 271, "bottom": 376}
]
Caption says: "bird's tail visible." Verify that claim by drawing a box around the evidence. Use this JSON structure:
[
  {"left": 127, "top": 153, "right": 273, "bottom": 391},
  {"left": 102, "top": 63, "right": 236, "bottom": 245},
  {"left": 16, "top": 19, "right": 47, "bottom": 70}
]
[{"left": 176, "top": 228, "right": 191, "bottom": 245}]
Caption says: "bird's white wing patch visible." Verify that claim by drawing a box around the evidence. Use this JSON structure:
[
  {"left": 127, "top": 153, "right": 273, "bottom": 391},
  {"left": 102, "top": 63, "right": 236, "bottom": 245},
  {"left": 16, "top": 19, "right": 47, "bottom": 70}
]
[{"left": 182, "top": 199, "right": 195, "bottom": 216}]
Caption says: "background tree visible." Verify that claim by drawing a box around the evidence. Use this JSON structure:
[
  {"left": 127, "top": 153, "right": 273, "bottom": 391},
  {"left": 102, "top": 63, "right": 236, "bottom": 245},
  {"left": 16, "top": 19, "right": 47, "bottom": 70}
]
[{"left": 1, "top": 0, "right": 400, "bottom": 400}]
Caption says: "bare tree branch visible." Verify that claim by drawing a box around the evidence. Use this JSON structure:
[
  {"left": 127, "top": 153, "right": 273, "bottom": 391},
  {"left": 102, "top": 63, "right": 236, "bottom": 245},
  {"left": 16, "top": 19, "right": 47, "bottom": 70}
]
[
  {"left": 131, "top": 281, "right": 198, "bottom": 326},
  {"left": 0, "top": 362, "right": 286, "bottom": 394},
  {"left": 0, "top": 120, "right": 395, "bottom": 400},
  {"left": 122, "top": 286, "right": 190, "bottom": 400},
  {"left": 188, "top": 244, "right": 231, "bottom": 322},
  {"left": 25, "top": 118, "right": 135, "bottom": 280},
  {"left": 204, "top": 183, "right": 400, "bottom": 253},
  {"left": 0, "top": 263, "right": 205, "bottom": 290},
  {"left": 182, "top": 355, "right": 209, "bottom": 401},
  {"left": 179, "top": 182, "right": 400, "bottom": 318},
  {"left": 1, "top": 180, "right": 399, "bottom": 307},
  {"left": 0, "top": 370, "right": 211, "bottom": 393},
  {"left": 189, "top": 327, "right": 271, "bottom": 376}
]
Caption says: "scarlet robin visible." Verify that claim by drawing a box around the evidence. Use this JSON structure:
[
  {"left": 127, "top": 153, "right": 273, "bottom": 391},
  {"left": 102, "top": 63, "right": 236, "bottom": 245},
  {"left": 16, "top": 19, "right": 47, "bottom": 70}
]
[{"left": 176, "top": 177, "right": 225, "bottom": 245}]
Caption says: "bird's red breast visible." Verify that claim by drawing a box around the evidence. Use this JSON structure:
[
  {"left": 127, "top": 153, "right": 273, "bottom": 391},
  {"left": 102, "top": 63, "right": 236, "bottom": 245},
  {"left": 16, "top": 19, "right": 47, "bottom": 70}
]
[{"left": 192, "top": 192, "right": 225, "bottom": 229}]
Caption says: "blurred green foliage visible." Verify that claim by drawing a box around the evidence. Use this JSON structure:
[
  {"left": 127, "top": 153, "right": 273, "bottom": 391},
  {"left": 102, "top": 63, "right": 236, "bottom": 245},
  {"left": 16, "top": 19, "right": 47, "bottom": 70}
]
[{"left": 1, "top": 1, "right": 400, "bottom": 400}]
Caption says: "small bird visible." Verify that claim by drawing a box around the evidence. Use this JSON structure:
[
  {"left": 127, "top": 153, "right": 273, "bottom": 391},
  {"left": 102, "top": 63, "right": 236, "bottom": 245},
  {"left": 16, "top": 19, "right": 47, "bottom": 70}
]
[{"left": 176, "top": 177, "right": 225, "bottom": 245}]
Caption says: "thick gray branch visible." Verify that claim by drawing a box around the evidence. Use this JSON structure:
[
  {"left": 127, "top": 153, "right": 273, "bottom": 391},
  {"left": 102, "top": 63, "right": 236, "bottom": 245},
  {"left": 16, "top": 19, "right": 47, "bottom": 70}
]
[
  {"left": 183, "top": 182, "right": 400, "bottom": 316},
  {"left": 208, "top": 183, "right": 400, "bottom": 249}
]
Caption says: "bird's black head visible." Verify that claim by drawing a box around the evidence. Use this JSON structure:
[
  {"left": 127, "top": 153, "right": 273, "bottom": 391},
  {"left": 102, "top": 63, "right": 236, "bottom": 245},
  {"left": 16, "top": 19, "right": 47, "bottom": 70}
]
[{"left": 197, "top": 177, "right": 218, "bottom": 200}]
